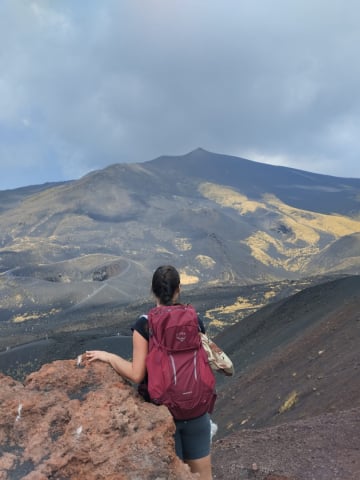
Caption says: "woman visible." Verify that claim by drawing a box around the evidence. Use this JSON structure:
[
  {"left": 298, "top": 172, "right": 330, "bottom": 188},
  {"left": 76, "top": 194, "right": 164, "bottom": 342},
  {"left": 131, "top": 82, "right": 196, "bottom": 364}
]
[{"left": 86, "top": 265, "right": 213, "bottom": 480}]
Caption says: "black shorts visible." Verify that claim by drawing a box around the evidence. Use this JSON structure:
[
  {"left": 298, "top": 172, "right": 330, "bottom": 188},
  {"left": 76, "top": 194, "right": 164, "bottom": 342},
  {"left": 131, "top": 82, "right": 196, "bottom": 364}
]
[{"left": 174, "top": 413, "right": 211, "bottom": 460}]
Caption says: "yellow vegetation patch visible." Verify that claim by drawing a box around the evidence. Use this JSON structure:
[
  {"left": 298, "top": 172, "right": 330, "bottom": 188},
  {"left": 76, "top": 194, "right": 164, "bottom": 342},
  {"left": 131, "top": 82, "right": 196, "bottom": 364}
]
[
  {"left": 246, "top": 231, "right": 285, "bottom": 268},
  {"left": 222, "top": 296, "right": 257, "bottom": 311},
  {"left": 2, "top": 236, "right": 55, "bottom": 252},
  {"left": 173, "top": 238, "right": 192, "bottom": 251},
  {"left": 207, "top": 318, "right": 227, "bottom": 329},
  {"left": 279, "top": 390, "right": 299, "bottom": 414},
  {"left": 199, "top": 182, "right": 266, "bottom": 214},
  {"left": 206, "top": 297, "right": 259, "bottom": 317},
  {"left": 243, "top": 194, "right": 360, "bottom": 271},
  {"left": 179, "top": 270, "right": 199, "bottom": 285},
  {"left": 12, "top": 308, "right": 60, "bottom": 323},
  {"left": 12, "top": 314, "right": 41, "bottom": 323},
  {"left": 195, "top": 255, "right": 216, "bottom": 269},
  {"left": 264, "top": 290, "right": 277, "bottom": 300},
  {"left": 245, "top": 231, "right": 321, "bottom": 271},
  {"left": 198, "top": 183, "right": 360, "bottom": 272},
  {"left": 206, "top": 296, "right": 262, "bottom": 330},
  {"left": 265, "top": 194, "right": 360, "bottom": 237}
]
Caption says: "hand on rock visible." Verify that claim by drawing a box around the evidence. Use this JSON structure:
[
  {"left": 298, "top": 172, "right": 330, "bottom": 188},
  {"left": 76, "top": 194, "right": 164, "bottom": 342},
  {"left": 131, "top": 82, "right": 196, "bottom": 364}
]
[{"left": 86, "top": 350, "right": 109, "bottom": 364}]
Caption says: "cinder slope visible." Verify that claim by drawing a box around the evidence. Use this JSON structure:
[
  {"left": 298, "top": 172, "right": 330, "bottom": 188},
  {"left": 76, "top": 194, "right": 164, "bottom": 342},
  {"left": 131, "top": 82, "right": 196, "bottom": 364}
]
[
  {"left": 213, "top": 275, "right": 360, "bottom": 433},
  {"left": 211, "top": 275, "right": 360, "bottom": 479},
  {"left": 212, "top": 407, "right": 360, "bottom": 479}
]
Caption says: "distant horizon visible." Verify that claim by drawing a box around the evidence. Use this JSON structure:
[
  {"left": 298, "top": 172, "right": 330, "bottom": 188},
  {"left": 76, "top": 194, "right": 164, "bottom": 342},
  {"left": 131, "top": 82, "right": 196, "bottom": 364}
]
[{"left": 3, "top": 148, "right": 360, "bottom": 193}]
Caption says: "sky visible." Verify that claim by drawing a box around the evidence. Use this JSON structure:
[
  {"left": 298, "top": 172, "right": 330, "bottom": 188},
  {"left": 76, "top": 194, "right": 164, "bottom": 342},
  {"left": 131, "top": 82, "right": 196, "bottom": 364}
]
[{"left": 1, "top": 0, "right": 360, "bottom": 191}]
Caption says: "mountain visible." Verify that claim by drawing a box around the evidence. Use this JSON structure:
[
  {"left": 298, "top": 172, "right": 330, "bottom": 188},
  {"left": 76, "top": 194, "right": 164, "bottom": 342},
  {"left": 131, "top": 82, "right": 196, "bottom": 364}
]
[{"left": 0, "top": 148, "right": 360, "bottom": 347}]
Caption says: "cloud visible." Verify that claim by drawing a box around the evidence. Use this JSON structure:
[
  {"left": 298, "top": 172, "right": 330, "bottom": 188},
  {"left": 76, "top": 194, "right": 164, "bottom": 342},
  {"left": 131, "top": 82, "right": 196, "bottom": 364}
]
[{"left": 1, "top": 0, "right": 360, "bottom": 189}]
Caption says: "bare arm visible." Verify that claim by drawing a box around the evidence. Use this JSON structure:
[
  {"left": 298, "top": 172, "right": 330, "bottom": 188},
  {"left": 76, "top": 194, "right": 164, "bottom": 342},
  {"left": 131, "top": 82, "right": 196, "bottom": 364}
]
[{"left": 86, "top": 330, "right": 148, "bottom": 384}]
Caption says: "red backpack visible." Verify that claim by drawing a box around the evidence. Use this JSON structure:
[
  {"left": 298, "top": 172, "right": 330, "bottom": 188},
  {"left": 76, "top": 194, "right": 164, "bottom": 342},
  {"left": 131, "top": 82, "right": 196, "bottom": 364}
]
[{"left": 146, "top": 304, "right": 216, "bottom": 420}]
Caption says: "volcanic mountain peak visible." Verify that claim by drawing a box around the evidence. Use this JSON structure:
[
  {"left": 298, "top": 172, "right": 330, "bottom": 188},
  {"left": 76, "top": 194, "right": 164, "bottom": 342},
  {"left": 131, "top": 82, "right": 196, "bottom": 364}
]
[{"left": 1, "top": 149, "right": 360, "bottom": 344}]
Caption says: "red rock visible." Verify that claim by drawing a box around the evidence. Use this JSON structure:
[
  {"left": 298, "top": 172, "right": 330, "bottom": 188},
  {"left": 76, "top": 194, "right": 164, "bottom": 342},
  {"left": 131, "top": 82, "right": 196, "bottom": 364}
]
[{"left": 0, "top": 358, "right": 196, "bottom": 479}]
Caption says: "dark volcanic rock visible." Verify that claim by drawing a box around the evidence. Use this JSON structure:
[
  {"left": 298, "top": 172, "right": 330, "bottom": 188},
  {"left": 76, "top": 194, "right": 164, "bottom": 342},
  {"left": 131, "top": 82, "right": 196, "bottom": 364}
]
[{"left": 92, "top": 261, "right": 125, "bottom": 281}]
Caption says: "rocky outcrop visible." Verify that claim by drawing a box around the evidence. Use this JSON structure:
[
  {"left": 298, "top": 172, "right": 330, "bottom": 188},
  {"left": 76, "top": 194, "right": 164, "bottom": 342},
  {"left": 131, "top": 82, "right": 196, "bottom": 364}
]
[
  {"left": 0, "top": 358, "right": 196, "bottom": 480},
  {"left": 92, "top": 261, "right": 124, "bottom": 281}
]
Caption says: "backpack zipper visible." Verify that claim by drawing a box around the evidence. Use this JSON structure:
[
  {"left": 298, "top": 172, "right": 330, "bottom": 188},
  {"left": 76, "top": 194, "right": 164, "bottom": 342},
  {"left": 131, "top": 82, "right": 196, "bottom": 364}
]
[
  {"left": 193, "top": 351, "right": 198, "bottom": 381},
  {"left": 170, "top": 354, "right": 177, "bottom": 384}
]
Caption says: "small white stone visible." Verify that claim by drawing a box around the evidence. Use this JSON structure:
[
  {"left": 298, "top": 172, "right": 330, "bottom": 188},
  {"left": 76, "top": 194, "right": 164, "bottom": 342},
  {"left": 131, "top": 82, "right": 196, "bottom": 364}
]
[{"left": 15, "top": 403, "right": 23, "bottom": 422}]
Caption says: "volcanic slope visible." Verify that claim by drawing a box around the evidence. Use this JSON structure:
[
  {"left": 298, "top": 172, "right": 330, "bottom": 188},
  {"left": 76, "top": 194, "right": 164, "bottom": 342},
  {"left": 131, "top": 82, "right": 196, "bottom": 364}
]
[
  {"left": 1, "top": 148, "right": 360, "bottom": 335},
  {"left": 211, "top": 274, "right": 360, "bottom": 479}
]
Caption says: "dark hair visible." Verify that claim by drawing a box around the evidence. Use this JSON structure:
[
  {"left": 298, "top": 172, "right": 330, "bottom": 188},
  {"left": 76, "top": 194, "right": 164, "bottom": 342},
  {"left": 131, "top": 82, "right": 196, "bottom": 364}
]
[{"left": 151, "top": 265, "right": 180, "bottom": 306}]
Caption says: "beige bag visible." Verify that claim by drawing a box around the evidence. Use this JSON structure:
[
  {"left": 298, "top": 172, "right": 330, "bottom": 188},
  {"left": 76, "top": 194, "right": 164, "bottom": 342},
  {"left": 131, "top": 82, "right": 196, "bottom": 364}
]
[{"left": 200, "top": 332, "right": 234, "bottom": 376}]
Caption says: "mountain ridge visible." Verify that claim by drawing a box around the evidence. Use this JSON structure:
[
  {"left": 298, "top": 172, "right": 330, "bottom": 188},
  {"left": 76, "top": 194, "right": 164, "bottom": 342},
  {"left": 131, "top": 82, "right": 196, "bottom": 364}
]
[{"left": 0, "top": 148, "right": 360, "bottom": 345}]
